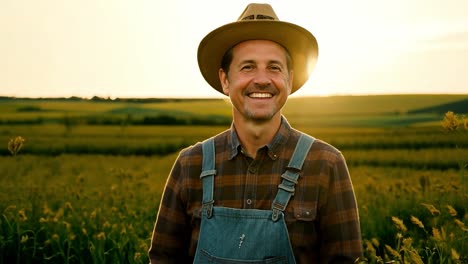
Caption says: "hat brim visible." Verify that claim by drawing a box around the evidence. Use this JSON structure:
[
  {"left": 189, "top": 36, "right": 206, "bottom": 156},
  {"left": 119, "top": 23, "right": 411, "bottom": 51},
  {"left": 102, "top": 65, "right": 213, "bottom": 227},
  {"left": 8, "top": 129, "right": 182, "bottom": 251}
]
[{"left": 197, "top": 20, "right": 318, "bottom": 95}]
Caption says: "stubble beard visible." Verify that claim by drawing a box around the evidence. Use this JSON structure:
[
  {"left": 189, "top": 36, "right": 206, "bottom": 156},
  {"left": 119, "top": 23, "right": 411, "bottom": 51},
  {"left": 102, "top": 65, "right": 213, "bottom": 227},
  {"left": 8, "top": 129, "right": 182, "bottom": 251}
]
[{"left": 243, "top": 104, "right": 278, "bottom": 122}]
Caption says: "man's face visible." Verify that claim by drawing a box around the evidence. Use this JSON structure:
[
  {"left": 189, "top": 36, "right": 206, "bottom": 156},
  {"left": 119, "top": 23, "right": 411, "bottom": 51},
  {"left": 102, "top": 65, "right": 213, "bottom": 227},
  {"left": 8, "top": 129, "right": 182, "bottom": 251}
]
[{"left": 219, "top": 40, "right": 293, "bottom": 122}]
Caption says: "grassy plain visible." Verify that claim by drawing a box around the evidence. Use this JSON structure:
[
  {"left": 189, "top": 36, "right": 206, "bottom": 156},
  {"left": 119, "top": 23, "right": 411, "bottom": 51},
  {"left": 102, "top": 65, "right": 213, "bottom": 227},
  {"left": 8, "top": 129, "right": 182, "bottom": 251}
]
[{"left": 0, "top": 94, "right": 467, "bottom": 263}]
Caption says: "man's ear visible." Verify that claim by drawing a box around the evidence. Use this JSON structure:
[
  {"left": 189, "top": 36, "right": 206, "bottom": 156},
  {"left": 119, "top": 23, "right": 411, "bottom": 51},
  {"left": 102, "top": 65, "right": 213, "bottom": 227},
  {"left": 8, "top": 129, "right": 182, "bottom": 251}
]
[{"left": 219, "top": 68, "right": 229, "bottom": 95}]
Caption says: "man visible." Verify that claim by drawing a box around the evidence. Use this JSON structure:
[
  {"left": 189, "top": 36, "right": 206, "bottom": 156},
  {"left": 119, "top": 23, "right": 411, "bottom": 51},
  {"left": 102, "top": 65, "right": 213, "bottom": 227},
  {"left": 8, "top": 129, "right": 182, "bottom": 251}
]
[{"left": 149, "top": 3, "right": 363, "bottom": 263}]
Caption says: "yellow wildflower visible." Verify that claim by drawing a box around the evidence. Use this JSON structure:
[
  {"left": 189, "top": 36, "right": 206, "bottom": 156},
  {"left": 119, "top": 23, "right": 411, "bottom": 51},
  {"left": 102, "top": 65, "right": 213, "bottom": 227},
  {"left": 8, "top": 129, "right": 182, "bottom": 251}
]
[
  {"left": 134, "top": 252, "right": 141, "bottom": 262},
  {"left": 90, "top": 209, "right": 97, "bottom": 220},
  {"left": 451, "top": 248, "right": 460, "bottom": 261},
  {"left": 442, "top": 111, "right": 459, "bottom": 131},
  {"left": 371, "top": 238, "right": 380, "bottom": 248},
  {"left": 410, "top": 215, "right": 425, "bottom": 229},
  {"left": 8, "top": 136, "right": 25, "bottom": 156},
  {"left": 396, "top": 232, "right": 403, "bottom": 240},
  {"left": 365, "top": 240, "right": 376, "bottom": 256},
  {"left": 385, "top": 244, "right": 400, "bottom": 259},
  {"left": 39, "top": 217, "right": 48, "bottom": 223},
  {"left": 43, "top": 204, "right": 53, "bottom": 216},
  {"left": 391, "top": 216, "right": 407, "bottom": 232},
  {"left": 69, "top": 233, "right": 76, "bottom": 241},
  {"left": 446, "top": 205, "right": 457, "bottom": 217},
  {"left": 421, "top": 203, "right": 440, "bottom": 216},
  {"left": 4, "top": 205, "right": 17, "bottom": 213},
  {"left": 408, "top": 249, "right": 424, "bottom": 264},
  {"left": 18, "top": 209, "right": 28, "bottom": 222},
  {"left": 103, "top": 221, "right": 111, "bottom": 229},
  {"left": 54, "top": 208, "right": 64, "bottom": 220},
  {"left": 454, "top": 219, "right": 468, "bottom": 231},
  {"left": 432, "top": 227, "right": 442, "bottom": 241},
  {"left": 139, "top": 241, "right": 149, "bottom": 252},
  {"left": 20, "top": 235, "right": 29, "bottom": 243},
  {"left": 52, "top": 234, "right": 60, "bottom": 241},
  {"left": 82, "top": 228, "right": 88, "bottom": 235},
  {"left": 402, "top": 237, "right": 413, "bottom": 247},
  {"left": 96, "top": 232, "right": 106, "bottom": 241}
]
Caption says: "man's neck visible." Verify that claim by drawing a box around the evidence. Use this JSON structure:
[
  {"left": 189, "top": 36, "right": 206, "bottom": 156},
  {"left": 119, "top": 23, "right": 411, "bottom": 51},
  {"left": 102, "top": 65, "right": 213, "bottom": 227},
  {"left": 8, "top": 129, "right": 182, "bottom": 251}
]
[{"left": 233, "top": 114, "right": 282, "bottom": 159}]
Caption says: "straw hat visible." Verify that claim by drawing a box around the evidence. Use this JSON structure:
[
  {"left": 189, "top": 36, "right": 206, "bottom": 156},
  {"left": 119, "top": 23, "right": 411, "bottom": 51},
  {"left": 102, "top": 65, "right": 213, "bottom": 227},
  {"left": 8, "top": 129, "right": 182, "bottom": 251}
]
[{"left": 197, "top": 3, "right": 318, "bottom": 95}]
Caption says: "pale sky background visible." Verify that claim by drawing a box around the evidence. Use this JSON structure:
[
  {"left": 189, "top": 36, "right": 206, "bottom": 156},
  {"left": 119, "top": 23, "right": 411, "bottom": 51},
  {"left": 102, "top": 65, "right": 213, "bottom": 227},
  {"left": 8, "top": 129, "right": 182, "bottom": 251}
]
[{"left": 1, "top": 0, "right": 467, "bottom": 99}]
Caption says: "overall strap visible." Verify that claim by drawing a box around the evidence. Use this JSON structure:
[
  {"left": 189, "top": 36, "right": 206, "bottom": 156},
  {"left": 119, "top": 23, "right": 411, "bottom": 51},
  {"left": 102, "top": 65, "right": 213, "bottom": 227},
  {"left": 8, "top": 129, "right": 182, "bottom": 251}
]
[
  {"left": 272, "top": 133, "right": 315, "bottom": 221},
  {"left": 200, "top": 137, "right": 216, "bottom": 218}
]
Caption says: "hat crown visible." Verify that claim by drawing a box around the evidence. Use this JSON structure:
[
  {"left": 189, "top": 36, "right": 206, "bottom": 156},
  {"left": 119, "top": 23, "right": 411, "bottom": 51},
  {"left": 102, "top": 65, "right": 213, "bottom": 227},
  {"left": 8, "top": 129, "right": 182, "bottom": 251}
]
[
  {"left": 198, "top": 3, "right": 318, "bottom": 95},
  {"left": 238, "top": 3, "right": 279, "bottom": 21}
]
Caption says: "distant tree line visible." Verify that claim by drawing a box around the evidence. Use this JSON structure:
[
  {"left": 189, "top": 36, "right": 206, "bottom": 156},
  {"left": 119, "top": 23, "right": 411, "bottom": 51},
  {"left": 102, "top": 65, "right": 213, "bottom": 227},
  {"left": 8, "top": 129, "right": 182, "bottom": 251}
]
[
  {"left": 0, "top": 96, "right": 220, "bottom": 103},
  {"left": 0, "top": 114, "right": 231, "bottom": 126}
]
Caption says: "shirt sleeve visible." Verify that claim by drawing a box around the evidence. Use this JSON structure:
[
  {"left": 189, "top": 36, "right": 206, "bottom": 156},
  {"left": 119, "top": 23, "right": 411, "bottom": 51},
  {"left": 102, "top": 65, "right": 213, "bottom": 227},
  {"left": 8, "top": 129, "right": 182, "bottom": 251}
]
[
  {"left": 148, "top": 152, "right": 193, "bottom": 263},
  {"left": 319, "top": 152, "right": 363, "bottom": 263}
]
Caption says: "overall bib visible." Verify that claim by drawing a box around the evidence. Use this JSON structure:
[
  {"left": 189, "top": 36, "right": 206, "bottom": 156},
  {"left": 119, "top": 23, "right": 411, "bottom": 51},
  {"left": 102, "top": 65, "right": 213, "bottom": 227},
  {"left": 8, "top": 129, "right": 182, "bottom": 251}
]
[{"left": 194, "top": 134, "right": 314, "bottom": 264}]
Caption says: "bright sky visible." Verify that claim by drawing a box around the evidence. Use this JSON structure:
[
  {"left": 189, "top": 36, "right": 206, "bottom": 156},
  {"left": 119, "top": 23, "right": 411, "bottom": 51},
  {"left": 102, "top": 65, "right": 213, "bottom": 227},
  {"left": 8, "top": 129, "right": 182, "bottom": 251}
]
[{"left": 1, "top": 0, "right": 468, "bottom": 98}]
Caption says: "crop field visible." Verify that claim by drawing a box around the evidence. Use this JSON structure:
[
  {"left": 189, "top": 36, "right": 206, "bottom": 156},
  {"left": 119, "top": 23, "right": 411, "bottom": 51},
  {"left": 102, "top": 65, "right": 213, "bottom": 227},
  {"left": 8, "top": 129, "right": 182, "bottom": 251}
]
[{"left": 0, "top": 94, "right": 467, "bottom": 263}]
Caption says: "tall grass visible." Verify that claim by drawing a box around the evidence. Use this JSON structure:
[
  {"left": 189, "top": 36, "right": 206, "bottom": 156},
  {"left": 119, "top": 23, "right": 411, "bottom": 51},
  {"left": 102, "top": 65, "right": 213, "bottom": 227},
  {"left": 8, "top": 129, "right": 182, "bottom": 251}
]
[
  {"left": 1, "top": 157, "right": 465, "bottom": 263},
  {"left": 0, "top": 154, "right": 177, "bottom": 263},
  {"left": 0, "top": 99, "right": 467, "bottom": 263}
]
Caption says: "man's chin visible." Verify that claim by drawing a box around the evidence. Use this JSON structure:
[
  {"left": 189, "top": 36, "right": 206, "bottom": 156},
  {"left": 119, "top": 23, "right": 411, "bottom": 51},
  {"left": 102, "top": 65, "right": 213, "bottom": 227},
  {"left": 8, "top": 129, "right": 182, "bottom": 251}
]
[{"left": 245, "top": 111, "right": 277, "bottom": 122}]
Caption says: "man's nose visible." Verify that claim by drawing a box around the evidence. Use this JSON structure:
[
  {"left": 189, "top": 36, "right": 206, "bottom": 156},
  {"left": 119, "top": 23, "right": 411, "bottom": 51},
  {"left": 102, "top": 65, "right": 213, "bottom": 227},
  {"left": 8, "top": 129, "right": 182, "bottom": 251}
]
[{"left": 253, "top": 69, "right": 271, "bottom": 87}]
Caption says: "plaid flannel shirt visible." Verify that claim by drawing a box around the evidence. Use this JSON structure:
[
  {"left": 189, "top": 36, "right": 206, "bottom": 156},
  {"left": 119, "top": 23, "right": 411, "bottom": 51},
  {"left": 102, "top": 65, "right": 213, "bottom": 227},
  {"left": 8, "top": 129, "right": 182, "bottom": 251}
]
[{"left": 149, "top": 116, "right": 363, "bottom": 263}]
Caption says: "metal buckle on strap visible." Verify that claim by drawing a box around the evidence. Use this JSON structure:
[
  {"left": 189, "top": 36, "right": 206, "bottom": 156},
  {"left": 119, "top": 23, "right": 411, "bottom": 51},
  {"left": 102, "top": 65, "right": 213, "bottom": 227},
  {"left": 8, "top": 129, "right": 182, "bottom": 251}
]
[
  {"left": 272, "top": 209, "right": 280, "bottom": 222},
  {"left": 271, "top": 202, "right": 286, "bottom": 222},
  {"left": 202, "top": 201, "right": 214, "bottom": 219}
]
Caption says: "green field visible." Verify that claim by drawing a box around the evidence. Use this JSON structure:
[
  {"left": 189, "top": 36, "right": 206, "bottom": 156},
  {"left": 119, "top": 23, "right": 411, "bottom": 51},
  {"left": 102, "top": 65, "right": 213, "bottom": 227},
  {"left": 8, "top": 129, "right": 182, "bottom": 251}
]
[{"left": 1, "top": 95, "right": 467, "bottom": 263}]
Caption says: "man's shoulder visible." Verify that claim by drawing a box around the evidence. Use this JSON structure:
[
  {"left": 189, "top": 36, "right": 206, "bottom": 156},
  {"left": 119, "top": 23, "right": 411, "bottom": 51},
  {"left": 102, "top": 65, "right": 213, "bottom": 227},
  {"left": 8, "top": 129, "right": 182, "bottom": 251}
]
[
  {"left": 178, "top": 129, "right": 231, "bottom": 158},
  {"left": 293, "top": 130, "right": 343, "bottom": 158}
]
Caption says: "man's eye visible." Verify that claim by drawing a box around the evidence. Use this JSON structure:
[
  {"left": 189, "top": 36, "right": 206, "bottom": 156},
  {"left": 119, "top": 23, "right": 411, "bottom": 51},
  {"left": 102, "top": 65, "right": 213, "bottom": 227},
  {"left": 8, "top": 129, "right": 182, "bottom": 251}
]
[
  {"left": 269, "top": 65, "right": 282, "bottom": 71},
  {"left": 241, "top": 65, "right": 253, "bottom": 70}
]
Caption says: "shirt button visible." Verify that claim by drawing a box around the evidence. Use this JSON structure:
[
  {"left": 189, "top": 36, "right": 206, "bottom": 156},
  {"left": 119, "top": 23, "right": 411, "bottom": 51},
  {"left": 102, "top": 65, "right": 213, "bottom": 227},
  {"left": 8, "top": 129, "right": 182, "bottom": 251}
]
[{"left": 246, "top": 199, "right": 252, "bottom": 205}]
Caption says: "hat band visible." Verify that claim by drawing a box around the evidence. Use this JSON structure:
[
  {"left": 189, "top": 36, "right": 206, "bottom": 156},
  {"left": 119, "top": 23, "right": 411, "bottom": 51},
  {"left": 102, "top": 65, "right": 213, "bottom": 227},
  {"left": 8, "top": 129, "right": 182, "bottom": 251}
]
[{"left": 242, "top": 14, "right": 275, "bottom": 21}]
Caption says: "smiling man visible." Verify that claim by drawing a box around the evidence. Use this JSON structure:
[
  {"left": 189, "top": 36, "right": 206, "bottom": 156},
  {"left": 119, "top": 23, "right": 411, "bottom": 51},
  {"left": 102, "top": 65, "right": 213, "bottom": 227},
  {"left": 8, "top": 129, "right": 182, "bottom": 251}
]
[{"left": 149, "top": 3, "right": 363, "bottom": 263}]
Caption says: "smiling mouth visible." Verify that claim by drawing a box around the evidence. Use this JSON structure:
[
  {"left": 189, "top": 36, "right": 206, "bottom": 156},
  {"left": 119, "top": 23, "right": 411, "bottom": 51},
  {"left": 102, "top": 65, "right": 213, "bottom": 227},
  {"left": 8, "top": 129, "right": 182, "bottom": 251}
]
[{"left": 248, "top": 92, "right": 273, "bottom": 98}]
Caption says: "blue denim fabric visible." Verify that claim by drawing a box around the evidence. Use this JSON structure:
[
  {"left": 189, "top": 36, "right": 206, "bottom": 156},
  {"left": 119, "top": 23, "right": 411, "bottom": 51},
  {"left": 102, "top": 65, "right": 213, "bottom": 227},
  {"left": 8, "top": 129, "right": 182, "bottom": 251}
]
[{"left": 194, "top": 134, "right": 314, "bottom": 264}]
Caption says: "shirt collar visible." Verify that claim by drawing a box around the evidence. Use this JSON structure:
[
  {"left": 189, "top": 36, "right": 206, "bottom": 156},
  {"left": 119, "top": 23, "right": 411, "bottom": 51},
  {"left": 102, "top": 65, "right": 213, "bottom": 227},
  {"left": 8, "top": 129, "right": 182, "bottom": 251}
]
[{"left": 228, "top": 115, "right": 292, "bottom": 160}]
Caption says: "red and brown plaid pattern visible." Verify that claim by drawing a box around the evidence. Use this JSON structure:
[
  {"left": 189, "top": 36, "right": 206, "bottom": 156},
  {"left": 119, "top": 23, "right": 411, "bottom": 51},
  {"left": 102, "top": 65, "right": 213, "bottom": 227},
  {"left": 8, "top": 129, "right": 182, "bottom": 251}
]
[{"left": 149, "top": 117, "right": 363, "bottom": 263}]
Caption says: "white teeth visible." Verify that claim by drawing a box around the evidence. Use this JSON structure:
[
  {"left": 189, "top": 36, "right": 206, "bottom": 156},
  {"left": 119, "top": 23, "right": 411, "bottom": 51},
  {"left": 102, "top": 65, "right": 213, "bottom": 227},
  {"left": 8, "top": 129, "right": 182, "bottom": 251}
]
[{"left": 249, "top": 93, "right": 272, "bottom": 98}]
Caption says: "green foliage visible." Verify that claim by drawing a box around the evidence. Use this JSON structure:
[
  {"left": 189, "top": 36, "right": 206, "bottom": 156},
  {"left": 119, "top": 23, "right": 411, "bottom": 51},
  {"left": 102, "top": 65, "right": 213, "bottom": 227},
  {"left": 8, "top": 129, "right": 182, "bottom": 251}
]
[
  {"left": 1, "top": 95, "right": 467, "bottom": 127},
  {"left": 0, "top": 154, "right": 176, "bottom": 263},
  {"left": 1, "top": 96, "right": 467, "bottom": 262},
  {"left": 353, "top": 167, "right": 466, "bottom": 263},
  {"left": 16, "top": 105, "right": 42, "bottom": 112}
]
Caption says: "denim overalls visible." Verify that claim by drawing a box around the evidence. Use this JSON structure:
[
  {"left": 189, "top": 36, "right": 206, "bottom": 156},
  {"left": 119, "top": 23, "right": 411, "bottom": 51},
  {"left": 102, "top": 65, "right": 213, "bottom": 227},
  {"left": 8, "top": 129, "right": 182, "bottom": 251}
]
[{"left": 194, "top": 134, "right": 314, "bottom": 263}]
